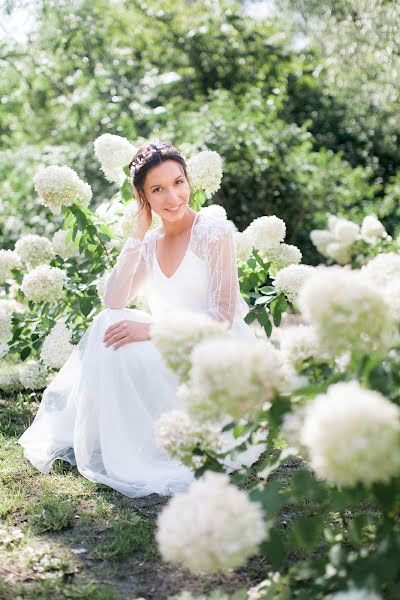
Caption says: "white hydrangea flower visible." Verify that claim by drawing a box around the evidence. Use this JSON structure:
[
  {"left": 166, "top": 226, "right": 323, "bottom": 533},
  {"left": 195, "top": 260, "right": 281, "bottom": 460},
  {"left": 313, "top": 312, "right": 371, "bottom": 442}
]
[
  {"left": 361, "top": 215, "right": 387, "bottom": 243},
  {"left": 387, "top": 280, "right": 400, "bottom": 323},
  {"left": 332, "top": 218, "right": 360, "bottom": 244},
  {"left": 300, "top": 381, "right": 400, "bottom": 487},
  {"left": 40, "top": 321, "right": 75, "bottom": 369},
  {"left": 52, "top": 229, "right": 80, "bottom": 260},
  {"left": 310, "top": 229, "right": 335, "bottom": 257},
  {"left": 326, "top": 589, "right": 383, "bottom": 600},
  {"left": 327, "top": 214, "right": 342, "bottom": 232},
  {"left": 276, "top": 324, "right": 326, "bottom": 370},
  {"left": 0, "top": 342, "right": 9, "bottom": 358},
  {"left": 0, "top": 299, "right": 22, "bottom": 316},
  {"left": 96, "top": 270, "right": 112, "bottom": 302},
  {"left": 0, "top": 250, "right": 22, "bottom": 283},
  {"left": 298, "top": 266, "right": 396, "bottom": 356},
  {"left": 19, "top": 359, "right": 48, "bottom": 390},
  {"left": 234, "top": 230, "right": 253, "bottom": 263},
  {"left": 93, "top": 133, "right": 136, "bottom": 185},
  {"left": 156, "top": 471, "right": 268, "bottom": 573},
  {"left": 151, "top": 311, "right": 227, "bottom": 382},
  {"left": 186, "top": 150, "right": 223, "bottom": 199},
  {"left": 15, "top": 234, "right": 55, "bottom": 269},
  {"left": 0, "top": 309, "right": 12, "bottom": 343},
  {"left": 273, "top": 264, "right": 314, "bottom": 304},
  {"left": 362, "top": 252, "right": 400, "bottom": 288},
  {"left": 264, "top": 243, "right": 302, "bottom": 277},
  {"left": 33, "top": 165, "right": 93, "bottom": 216},
  {"left": 118, "top": 201, "right": 161, "bottom": 239},
  {"left": 154, "top": 409, "right": 222, "bottom": 469},
  {"left": 245, "top": 216, "right": 286, "bottom": 253},
  {"left": 186, "top": 337, "right": 283, "bottom": 421},
  {"left": 3, "top": 215, "right": 24, "bottom": 240},
  {"left": 0, "top": 363, "right": 23, "bottom": 392},
  {"left": 21, "top": 265, "right": 67, "bottom": 304},
  {"left": 325, "top": 242, "right": 352, "bottom": 265},
  {"left": 247, "top": 572, "right": 284, "bottom": 600},
  {"left": 199, "top": 204, "right": 227, "bottom": 220}
]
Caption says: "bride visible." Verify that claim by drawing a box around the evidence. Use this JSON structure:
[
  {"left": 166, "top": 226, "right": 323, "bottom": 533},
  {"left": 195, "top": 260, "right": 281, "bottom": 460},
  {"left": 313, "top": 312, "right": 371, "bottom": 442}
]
[{"left": 17, "top": 141, "right": 263, "bottom": 498}]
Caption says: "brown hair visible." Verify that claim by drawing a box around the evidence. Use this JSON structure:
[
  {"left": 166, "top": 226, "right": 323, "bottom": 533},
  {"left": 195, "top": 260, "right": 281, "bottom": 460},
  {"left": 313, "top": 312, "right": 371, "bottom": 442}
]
[{"left": 129, "top": 141, "right": 191, "bottom": 209}]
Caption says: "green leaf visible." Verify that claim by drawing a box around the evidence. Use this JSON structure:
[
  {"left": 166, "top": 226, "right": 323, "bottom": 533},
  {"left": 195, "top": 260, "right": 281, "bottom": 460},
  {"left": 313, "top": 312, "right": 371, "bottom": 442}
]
[
  {"left": 120, "top": 177, "right": 132, "bottom": 203},
  {"left": 20, "top": 347, "right": 31, "bottom": 360},
  {"left": 190, "top": 189, "right": 206, "bottom": 211},
  {"left": 74, "top": 208, "right": 87, "bottom": 230},
  {"left": 260, "top": 528, "right": 285, "bottom": 570},
  {"left": 292, "top": 515, "right": 323, "bottom": 552},
  {"left": 79, "top": 297, "right": 93, "bottom": 317}
]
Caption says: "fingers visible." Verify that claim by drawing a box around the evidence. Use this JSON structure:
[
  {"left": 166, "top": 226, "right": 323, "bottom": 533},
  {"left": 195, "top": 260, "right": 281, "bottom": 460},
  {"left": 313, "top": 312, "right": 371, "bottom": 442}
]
[
  {"left": 103, "top": 321, "right": 128, "bottom": 346},
  {"left": 111, "top": 335, "right": 130, "bottom": 350}
]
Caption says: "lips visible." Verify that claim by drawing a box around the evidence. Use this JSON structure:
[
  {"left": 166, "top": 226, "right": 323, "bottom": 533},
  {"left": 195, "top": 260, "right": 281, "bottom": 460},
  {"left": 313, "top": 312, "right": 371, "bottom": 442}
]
[{"left": 165, "top": 203, "right": 182, "bottom": 212}]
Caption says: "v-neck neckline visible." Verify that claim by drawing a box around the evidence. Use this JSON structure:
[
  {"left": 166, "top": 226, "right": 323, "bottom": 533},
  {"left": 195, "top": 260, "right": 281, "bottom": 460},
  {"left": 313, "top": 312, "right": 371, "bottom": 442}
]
[{"left": 154, "top": 212, "right": 199, "bottom": 280}]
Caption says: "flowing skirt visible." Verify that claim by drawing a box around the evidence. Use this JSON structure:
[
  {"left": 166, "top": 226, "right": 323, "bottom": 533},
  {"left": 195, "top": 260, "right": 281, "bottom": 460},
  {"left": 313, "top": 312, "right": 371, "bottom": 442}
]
[{"left": 17, "top": 308, "right": 266, "bottom": 498}]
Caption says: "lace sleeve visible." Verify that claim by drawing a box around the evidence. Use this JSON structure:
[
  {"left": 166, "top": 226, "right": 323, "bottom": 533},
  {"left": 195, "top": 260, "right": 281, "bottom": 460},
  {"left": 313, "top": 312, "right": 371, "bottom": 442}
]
[
  {"left": 205, "top": 220, "right": 239, "bottom": 328},
  {"left": 103, "top": 236, "right": 147, "bottom": 309}
]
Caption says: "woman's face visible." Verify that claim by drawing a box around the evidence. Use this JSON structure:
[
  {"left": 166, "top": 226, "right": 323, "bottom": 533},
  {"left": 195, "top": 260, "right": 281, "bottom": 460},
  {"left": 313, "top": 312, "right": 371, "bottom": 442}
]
[{"left": 140, "top": 159, "right": 191, "bottom": 221}]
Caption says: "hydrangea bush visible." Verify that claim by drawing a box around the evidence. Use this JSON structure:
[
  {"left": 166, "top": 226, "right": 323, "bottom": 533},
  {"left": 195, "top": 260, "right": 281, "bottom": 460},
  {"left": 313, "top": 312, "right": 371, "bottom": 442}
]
[{"left": 2, "top": 134, "right": 400, "bottom": 597}]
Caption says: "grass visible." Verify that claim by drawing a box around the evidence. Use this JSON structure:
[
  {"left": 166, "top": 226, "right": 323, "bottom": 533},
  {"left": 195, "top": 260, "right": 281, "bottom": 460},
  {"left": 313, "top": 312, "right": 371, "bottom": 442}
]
[{"left": 0, "top": 391, "right": 274, "bottom": 600}]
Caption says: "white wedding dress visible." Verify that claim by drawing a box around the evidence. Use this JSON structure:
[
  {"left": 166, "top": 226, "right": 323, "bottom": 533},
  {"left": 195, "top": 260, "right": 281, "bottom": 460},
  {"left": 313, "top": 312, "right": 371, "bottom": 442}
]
[{"left": 17, "top": 212, "right": 265, "bottom": 498}]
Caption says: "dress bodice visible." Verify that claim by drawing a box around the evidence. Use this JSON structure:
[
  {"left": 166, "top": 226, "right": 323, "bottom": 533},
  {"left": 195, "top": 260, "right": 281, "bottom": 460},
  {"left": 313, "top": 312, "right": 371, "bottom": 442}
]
[{"left": 147, "top": 247, "right": 210, "bottom": 319}]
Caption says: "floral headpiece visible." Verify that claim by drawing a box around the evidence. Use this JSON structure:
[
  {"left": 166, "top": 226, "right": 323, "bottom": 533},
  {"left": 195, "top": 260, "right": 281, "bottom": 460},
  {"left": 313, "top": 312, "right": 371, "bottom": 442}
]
[{"left": 129, "top": 141, "right": 177, "bottom": 181}]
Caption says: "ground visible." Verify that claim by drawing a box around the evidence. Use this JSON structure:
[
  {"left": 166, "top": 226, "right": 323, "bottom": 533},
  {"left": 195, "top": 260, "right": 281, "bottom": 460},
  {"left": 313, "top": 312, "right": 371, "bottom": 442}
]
[{"left": 0, "top": 391, "right": 280, "bottom": 600}]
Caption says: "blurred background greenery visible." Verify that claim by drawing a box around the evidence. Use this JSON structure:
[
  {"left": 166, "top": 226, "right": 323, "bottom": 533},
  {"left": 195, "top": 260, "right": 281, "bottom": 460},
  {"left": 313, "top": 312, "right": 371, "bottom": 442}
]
[{"left": 1, "top": 0, "right": 399, "bottom": 263}]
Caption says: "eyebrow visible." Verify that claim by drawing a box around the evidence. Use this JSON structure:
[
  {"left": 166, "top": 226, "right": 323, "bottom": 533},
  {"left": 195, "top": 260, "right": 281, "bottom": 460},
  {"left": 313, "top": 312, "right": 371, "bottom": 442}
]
[{"left": 150, "top": 175, "right": 183, "bottom": 190}]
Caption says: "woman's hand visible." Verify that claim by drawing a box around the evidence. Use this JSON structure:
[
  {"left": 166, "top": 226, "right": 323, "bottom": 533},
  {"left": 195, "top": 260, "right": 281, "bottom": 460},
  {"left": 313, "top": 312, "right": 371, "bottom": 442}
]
[
  {"left": 132, "top": 185, "right": 153, "bottom": 239},
  {"left": 103, "top": 319, "right": 150, "bottom": 350}
]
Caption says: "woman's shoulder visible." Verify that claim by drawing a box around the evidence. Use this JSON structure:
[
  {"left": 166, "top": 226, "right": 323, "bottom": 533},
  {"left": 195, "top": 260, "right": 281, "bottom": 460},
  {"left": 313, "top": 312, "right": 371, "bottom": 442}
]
[{"left": 194, "top": 212, "right": 232, "bottom": 242}]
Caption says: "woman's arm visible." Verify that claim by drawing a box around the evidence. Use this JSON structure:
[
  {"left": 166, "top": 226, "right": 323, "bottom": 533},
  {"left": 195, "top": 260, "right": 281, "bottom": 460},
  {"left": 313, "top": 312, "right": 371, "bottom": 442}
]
[
  {"left": 103, "top": 236, "right": 148, "bottom": 309},
  {"left": 205, "top": 221, "right": 238, "bottom": 329}
]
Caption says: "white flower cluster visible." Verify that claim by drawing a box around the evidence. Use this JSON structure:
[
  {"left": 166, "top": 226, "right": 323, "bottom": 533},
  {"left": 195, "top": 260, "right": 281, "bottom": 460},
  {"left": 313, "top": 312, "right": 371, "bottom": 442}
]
[
  {"left": 247, "top": 572, "right": 284, "bottom": 600},
  {"left": 273, "top": 264, "right": 314, "bottom": 304},
  {"left": 154, "top": 409, "right": 221, "bottom": 469},
  {"left": 298, "top": 381, "right": 400, "bottom": 487},
  {"left": 362, "top": 252, "right": 400, "bottom": 322},
  {"left": 298, "top": 266, "right": 396, "bottom": 356},
  {"left": 183, "top": 337, "right": 283, "bottom": 421},
  {"left": 52, "top": 229, "right": 80, "bottom": 260},
  {"left": 234, "top": 230, "right": 254, "bottom": 263},
  {"left": 0, "top": 309, "right": 12, "bottom": 345},
  {"left": 40, "top": 321, "right": 75, "bottom": 369},
  {"left": 265, "top": 244, "right": 302, "bottom": 277},
  {"left": 21, "top": 264, "right": 67, "bottom": 304},
  {"left": 0, "top": 299, "right": 23, "bottom": 317},
  {"left": 199, "top": 204, "right": 227, "bottom": 221},
  {"left": 119, "top": 200, "right": 161, "bottom": 238},
  {"left": 0, "top": 363, "right": 22, "bottom": 392},
  {"left": 0, "top": 249, "right": 21, "bottom": 283},
  {"left": 186, "top": 150, "right": 223, "bottom": 200},
  {"left": 0, "top": 343, "right": 9, "bottom": 358},
  {"left": 326, "top": 588, "right": 383, "bottom": 600},
  {"left": 19, "top": 359, "right": 48, "bottom": 390},
  {"left": 96, "top": 269, "right": 112, "bottom": 302},
  {"left": 239, "top": 215, "right": 302, "bottom": 275},
  {"left": 33, "top": 165, "right": 92, "bottom": 216},
  {"left": 15, "top": 234, "right": 55, "bottom": 269},
  {"left": 245, "top": 215, "right": 286, "bottom": 253},
  {"left": 151, "top": 311, "right": 227, "bottom": 382},
  {"left": 310, "top": 214, "right": 389, "bottom": 265},
  {"left": 93, "top": 133, "right": 136, "bottom": 185},
  {"left": 275, "top": 324, "right": 327, "bottom": 371},
  {"left": 156, "top": 471, "right": 268, "bottom": 573}
]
